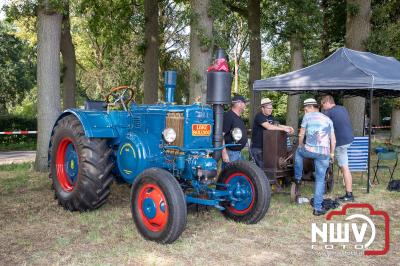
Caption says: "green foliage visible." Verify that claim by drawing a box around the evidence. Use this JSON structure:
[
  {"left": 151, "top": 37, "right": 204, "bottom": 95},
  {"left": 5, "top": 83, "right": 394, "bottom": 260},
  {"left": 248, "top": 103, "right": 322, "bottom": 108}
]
[
  {"left": 263, "top": 0, "right": 322, "bottom": 45},
  {"left": 159, "top": 1, "right": 191, "bottom": 104},
  {"left": 346, "top": 2, "right": 360, "bottom": 17},
  {"left": 320, "top": 0, "right": 346, "bottom": 55},
  {"left": 367, "top": 0, "right": 400, "bottom": 59},
  {"left": 0, "top": 115, "right": 37, "bottom": 151},
  {"left": 74, "top": 0, "right": 145, "bottom": 101},
  {"left": 0, "top": 115, "right": 37, "bottom": 131},
  {"left": 0, "top": 22, "right": 36, "bottom": 113}
]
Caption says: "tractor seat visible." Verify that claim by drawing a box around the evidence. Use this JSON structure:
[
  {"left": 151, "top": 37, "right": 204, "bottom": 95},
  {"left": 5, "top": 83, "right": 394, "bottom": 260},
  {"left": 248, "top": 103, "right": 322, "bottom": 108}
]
[{"left": 84, "top": 100, "right": 107, "bottom": 111}]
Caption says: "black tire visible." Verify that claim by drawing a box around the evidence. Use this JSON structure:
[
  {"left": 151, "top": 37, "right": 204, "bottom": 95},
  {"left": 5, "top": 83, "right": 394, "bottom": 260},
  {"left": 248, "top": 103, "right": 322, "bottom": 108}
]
[
  {"left": 49, "top": 115, "right": 114, "bottom": 211},
  {"left": 130, "top": 168, "right": 187, "bottom": 244},
  {"left": 217, "top": 160, "right": 271, "bottom": 224}
]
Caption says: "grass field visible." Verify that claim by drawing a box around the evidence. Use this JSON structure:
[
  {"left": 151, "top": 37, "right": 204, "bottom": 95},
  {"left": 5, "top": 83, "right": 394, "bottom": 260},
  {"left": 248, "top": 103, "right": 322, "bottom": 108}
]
[{"left": 0, "top": 159, "right": 399, "bottom": 265}]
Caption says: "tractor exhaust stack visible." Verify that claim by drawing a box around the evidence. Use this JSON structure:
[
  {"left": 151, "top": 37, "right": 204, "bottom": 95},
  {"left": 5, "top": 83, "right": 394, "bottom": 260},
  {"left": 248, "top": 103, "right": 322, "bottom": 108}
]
[{"left": 206, "top": 48, "right": 232, "bottom": 161}]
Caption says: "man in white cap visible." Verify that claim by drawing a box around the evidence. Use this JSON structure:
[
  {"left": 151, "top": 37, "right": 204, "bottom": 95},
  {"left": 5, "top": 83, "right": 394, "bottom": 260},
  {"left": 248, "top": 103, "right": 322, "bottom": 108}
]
[
  {"left": 250, "top": 98, "right": 294, "bottom": 168},
  {"left": 294, "top": 98, "right": 336, "bottom": 216}
]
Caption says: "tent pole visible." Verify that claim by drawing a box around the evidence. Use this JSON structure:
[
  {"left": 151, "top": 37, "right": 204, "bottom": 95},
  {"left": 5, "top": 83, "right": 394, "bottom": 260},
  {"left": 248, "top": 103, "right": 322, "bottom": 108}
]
[{"left": 367, "top": 89, "right": 373, "bottom": 193}]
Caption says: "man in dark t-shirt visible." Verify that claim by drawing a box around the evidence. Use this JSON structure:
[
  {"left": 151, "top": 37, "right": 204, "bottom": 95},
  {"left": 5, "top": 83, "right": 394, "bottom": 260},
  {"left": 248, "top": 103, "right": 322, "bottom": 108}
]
[
  {"left": 250, "top": 98, "right": 294, "bottom": 168},
  {"left": 321, "top": 95, "right": 355, "bottom": 202},
  {"left": 222, "top": 94, "right": 248, "bottom": 168}
]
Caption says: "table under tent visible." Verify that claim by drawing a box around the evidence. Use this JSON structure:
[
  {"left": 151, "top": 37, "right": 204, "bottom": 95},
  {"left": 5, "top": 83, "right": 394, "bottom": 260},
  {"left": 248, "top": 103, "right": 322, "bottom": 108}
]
[{"left": 253, "top": 47, "right": 400, "bottom": 193}]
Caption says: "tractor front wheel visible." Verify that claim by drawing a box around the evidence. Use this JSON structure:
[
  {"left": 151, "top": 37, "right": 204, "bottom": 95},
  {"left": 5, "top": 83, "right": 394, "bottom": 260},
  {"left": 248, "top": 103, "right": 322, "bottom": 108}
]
[
  {"left": 130, "top": 168, "right": 187, "bottom": 244},
  {"left": 49, "top": 115, "right": 114, "bottom": 211},
  {"left": 217, "top": 161, "right": 271, "bottom": 224}
]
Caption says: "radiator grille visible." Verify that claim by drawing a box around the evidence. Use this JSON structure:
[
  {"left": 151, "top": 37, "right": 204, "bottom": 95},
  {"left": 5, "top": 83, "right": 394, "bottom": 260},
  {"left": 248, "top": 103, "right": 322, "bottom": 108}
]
[
  {"left": 165, "top": 112, "right": 184, "bottom": 152},
  {"left": 133, "top": 116, "right": 141, "bottom": 128}
]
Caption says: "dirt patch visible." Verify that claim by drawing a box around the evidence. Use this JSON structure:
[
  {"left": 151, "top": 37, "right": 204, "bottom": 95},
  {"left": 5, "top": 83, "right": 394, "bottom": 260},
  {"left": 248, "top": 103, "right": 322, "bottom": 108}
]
[{"left": 0, "top": 161, "right": 399, "bottom": 265}]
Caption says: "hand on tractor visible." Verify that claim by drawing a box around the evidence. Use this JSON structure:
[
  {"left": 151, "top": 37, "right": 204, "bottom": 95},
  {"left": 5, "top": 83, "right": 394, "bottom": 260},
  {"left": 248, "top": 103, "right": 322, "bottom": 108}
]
[
  {"left": 283, "top": 126, "right": 295, "bottom": 135},
  {"left": 222, "top": 149, "right": 230, "bottom": 163}
]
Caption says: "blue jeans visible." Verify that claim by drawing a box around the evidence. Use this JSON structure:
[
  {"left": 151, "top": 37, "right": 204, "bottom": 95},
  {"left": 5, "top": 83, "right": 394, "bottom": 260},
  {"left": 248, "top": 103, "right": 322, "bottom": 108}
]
[
  {"left": 222, "top": 149, "right": 242, "bottom": 169},
  {"left": 294, "top": 147, "right": 330, "bottom": 211}
]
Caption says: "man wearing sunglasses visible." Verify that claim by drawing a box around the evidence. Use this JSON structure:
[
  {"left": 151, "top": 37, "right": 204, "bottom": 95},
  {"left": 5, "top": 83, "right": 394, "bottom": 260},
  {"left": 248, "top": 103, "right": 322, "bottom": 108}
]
[{"left": 250, "top": 98, "right": 294, "bottom": 168}]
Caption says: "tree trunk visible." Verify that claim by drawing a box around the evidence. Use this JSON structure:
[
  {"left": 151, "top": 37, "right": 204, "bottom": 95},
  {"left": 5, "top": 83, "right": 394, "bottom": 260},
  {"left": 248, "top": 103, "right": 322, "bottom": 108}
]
[
  {"left": 189, "top": 0, "right": 213, "bottom": 104},
  {"left": 144, "top": 0, "right": 159, "bottom": 104},
  {"left": 35, "top": 8, "right": 62, "bottom": 172},
  {"left": 248, "top": 0, "right": 261, "bottom": 127},
  {"left": 391, "top": 106, "right": 400, "bottom": 145},
  {"left": 286, "top": 36, "right": 303, "bottom": 134},
  {"left": 371, "top": 98, "right": 380, "bottom": 126},
  {"left": 60, "top": 1, "right": 76, "bottom": 109},
  {"left": 233, "top": 49, "right": 239, "bottom": 94},
  {"left": 344, "top": 0, "right": 371, "bottom": 136},
  {"left": 320, "top": 0, "right": 330, "bottom": 58}
]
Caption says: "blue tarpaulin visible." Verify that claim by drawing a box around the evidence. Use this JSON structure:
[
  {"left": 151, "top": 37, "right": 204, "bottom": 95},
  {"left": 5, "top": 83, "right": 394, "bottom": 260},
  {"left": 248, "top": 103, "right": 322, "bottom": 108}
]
[{"left": 253, "top": 48, "right": 400, "bottom": 96}]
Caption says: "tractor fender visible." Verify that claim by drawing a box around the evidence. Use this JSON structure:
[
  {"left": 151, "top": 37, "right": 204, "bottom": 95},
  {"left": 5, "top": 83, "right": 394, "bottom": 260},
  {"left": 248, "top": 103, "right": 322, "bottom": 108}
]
[
  {"left": 53, "top": 109, "right": 119, "bottom": 138},
  {"left": 116, "top": 131, "right": 161, "bottom": 184}
]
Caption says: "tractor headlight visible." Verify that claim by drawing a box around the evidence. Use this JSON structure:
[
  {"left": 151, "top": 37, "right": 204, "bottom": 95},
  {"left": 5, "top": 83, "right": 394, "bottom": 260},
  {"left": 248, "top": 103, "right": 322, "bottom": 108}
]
[
  {"left": 232, "top": 127, "right": 243, "bottom": 141},
  {"left": 162, "top": 128, "right": 177, "bottom": 143}
]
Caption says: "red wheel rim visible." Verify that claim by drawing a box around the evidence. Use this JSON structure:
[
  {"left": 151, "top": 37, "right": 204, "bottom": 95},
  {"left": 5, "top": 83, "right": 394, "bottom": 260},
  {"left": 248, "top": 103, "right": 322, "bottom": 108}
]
[
  {"left": 56, "top": 137, "right": 78, "bottom": 192},
  {"left": 137, "top": 183, "right": 169, "bottom": 232},
  {"left": 225, "top": 172, "right": 255, "bottom": 215}
]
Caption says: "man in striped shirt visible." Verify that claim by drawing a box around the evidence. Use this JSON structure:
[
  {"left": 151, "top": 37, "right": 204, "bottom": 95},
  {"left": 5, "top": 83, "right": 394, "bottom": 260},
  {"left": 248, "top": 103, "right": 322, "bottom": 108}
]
[{"left": 294, "top": 98, "right": 336, "bottom": 216}]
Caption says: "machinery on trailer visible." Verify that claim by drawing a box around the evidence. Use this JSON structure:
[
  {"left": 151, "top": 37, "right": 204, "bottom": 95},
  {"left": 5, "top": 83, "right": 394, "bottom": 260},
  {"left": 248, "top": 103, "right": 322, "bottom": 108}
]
[
  {"left": 48, "top": 50, "right": 271, "bottom": 244},
  {"left": 259, "top": 130, "right": 334, "bottom": 201}
]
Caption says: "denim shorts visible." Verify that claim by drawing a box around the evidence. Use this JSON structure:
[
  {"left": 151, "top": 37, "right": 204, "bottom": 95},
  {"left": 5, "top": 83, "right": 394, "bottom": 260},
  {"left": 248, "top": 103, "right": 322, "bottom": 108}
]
[{"left": 335, "top": 144, "right": 351, "bottom": 167}]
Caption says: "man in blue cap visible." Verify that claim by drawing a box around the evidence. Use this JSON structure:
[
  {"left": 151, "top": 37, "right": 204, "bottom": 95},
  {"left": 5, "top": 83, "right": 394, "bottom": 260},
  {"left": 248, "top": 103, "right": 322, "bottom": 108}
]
[{"left": 221, "top": 94, "right": 248, "bottom": 168}]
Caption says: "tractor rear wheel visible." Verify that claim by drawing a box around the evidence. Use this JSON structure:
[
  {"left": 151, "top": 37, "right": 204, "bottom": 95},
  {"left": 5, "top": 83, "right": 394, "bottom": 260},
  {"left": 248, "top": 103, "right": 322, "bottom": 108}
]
[
  {"left": 130, "top": 168, "right": 187, "bottom": 244},
  {"left": 217, "top": 161, "right": 271, "bottom": 224},
  {"left": 49, "top": 115, "right": 114, "bottom": 211}
]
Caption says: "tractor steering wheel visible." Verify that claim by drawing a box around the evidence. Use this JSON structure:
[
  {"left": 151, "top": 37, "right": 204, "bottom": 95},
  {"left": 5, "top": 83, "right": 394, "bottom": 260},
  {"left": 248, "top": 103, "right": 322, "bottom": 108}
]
[{"left": 105, "top": 86, "right": 135, "bottom": 110}]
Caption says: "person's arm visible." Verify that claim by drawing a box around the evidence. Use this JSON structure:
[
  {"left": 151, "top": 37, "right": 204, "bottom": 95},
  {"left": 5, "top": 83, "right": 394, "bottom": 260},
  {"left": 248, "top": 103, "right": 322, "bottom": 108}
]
[
  {"left": 298, "top": 127, "right": 306, "bottom": 146},
  {"left": 222, "top": 138, "right": 229, "bottom": 163},
  {"left": 330, "top": 131, "right": 336, "bottom": 160},
  {"left": 261, "top": 122, "right": 294, "bottom": 134},
  {"left": 222, "top": 113, "right": 231, "bottom": 163}
]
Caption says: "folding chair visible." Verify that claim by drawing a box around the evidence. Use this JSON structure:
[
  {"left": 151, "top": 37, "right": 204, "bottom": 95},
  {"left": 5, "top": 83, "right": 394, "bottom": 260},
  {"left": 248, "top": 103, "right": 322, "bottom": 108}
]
[
  {"left": 372, "top": 151, "right": 399, "bottom": 184},
  {"left": 336, "top": 137, "right": 369, "bottom": 185}
]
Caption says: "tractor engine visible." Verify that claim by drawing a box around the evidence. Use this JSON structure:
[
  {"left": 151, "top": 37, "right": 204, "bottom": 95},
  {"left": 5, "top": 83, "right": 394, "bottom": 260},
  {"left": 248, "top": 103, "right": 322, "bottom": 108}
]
[{"left": 115, "top": 69, "right": 231, "bottom": 186}]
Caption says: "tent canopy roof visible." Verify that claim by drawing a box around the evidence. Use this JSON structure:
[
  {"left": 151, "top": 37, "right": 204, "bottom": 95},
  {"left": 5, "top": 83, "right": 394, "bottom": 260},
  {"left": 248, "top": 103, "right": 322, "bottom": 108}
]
[{"left": 253, "top": 48, "right": 400, "bottom": 97}]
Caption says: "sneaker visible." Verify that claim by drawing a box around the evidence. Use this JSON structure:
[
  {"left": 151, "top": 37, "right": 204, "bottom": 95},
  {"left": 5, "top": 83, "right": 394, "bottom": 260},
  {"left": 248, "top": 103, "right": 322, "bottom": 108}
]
[
  {"left": 313, "top": 209, "right": 327, "bottom": 216},
  {"left": 337, "top": 194, "right": 355, "bottom": 202}
]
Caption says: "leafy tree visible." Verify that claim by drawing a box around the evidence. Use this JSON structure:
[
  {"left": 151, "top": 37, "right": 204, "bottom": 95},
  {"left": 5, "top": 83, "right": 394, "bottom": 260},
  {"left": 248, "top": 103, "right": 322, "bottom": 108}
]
[
  {"left": 367, "top": 0, "right": 400, "bottom": 143},
  {"left": 74, "top": 0, "right": 145, "bottom": 102},
  {"left": 0, "top": 22, "right": 36, "bottom": 113}
]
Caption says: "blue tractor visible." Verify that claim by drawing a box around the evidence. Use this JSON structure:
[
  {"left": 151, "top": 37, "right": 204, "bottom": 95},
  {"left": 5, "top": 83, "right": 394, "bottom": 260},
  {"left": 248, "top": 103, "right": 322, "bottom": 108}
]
[{"left": 49, "top": 52, "right": 271, "bottom": 243}]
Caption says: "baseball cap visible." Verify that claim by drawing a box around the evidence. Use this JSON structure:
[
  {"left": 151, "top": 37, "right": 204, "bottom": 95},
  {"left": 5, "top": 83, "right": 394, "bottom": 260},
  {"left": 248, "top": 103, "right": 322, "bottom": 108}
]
[
  {"left": 260, "top": 98, "right": 272, "bottom": 106},
  {"left": 303, "top": 98, "right": 318, "bottom": 106},
  {"left": 232, "top": 94, "right": 249, "bottom": 104}
]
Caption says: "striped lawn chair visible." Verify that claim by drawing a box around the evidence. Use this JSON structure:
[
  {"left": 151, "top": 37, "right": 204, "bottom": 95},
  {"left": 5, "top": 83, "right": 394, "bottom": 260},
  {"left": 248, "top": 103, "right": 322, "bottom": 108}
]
[
  {"left": 336, "top": 137, "right": 370, "bottom": 184},
  {"left": 347, "top": 136, "right": 370, "bottom": 175}
]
